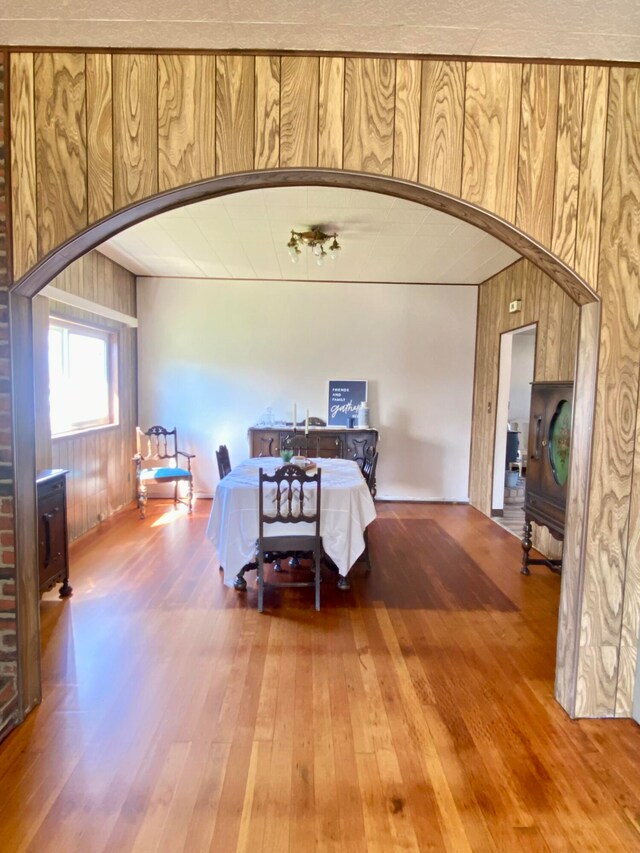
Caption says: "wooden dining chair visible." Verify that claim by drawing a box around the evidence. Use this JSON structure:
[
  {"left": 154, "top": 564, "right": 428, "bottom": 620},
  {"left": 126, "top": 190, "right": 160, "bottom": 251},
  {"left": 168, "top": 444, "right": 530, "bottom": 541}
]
[
  {"left": 257, "top": 464, "right": 322, "bottom": 612},
  {"left": 216, "top": 444, "right": 232, "bottom": 479},
  {"left": 133, "top": 426, "right": 195, "bottom": 518},
  {"left": 359, "top": 449, "right": 378, "bottom": 573},
  {"left": 362, "top": 449, "right": 378, "bottom": 497}
]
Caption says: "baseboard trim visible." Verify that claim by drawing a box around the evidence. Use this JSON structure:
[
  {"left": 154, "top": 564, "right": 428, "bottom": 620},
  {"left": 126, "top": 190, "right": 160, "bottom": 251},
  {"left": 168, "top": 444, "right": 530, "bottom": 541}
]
[{"left": 375, "top": 496, "right": 470, "bottom": 504}]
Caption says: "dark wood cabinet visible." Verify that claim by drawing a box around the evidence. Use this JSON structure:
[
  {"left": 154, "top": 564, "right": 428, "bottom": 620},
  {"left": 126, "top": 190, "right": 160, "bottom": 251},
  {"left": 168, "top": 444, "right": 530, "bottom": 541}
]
[
  {"left": 522, "top": 381, "right": 573, "bottom": 574},
  {"left": 37, "top": 469, "right": 72, "bottom": 598},
  {"left": 248, "top": 426, "right": 378, "bottom": 467}
]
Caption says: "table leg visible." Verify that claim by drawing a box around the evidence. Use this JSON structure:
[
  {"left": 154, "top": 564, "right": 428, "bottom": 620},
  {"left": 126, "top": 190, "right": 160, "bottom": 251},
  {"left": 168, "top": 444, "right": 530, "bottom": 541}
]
[
  {"left": 337, "top": 574, "right": 351, "bottom": 591},
  {"left": 234, "top": 561, "right": 257, "bottom": 591},
  {"left": 521, "top": 519, "right": 532, "bottom": 575}
]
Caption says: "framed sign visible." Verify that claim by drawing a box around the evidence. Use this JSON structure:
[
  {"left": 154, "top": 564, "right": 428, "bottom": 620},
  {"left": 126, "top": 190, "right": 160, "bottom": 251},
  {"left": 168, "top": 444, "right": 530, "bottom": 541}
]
[{"left": 328, "top": 380, "right": 368, "bottom": 426}]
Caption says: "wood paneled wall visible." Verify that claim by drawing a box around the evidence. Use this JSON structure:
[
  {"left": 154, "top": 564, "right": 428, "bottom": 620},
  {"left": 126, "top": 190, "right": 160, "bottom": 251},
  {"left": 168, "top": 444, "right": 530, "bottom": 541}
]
[
  {"left": 5, "top": 51, "right": 640, "bottom": 719},
  {"left": 470, "top": 259, "right": 579, "bottom": 558},
  {"left": 38, "top": 252, "right": 137, "bottom": 542}
]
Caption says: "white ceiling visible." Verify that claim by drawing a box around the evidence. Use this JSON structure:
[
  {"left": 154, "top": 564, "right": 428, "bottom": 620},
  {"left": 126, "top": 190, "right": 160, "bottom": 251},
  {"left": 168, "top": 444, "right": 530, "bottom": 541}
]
[
  {"left": 4, "top": 0, "right": 640, "bottom": 61},
  {"left": 97, "top": 187, "right": 520, "bottom": 285}
]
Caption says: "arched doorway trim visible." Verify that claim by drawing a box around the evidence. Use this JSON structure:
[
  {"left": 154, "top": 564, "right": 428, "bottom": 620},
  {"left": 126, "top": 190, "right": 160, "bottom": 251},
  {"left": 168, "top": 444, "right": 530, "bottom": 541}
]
[
  {"left": 12, "top": 169, "right": 597, "bottom": 307},
  {"left": 9, "top": 167, "right": 599, "bottom": 721}
]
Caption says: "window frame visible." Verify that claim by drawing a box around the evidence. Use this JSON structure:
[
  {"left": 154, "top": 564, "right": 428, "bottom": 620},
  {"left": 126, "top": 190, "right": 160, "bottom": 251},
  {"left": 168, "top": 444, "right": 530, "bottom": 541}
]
[{"left": 48, "top": 315, "right": 120, "bottom": 438}]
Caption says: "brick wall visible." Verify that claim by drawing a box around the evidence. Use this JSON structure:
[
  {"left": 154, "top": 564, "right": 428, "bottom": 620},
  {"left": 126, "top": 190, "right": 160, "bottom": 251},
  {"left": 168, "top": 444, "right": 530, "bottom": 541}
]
[{"left": 0, "top": 53, "right": 19, "bottom": 742}]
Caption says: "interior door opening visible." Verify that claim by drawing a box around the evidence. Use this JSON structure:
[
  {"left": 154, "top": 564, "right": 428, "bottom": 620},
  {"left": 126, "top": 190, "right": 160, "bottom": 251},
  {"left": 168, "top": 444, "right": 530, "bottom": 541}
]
[{"left": 492, "top": 324, "right": 537, "bottom": 524}]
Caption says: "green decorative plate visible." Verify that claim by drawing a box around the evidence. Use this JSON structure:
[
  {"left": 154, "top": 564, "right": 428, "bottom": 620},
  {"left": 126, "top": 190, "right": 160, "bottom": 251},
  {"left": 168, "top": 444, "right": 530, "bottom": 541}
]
[{"left": 548, "top": 399, "right": 572, "bottom": 486}]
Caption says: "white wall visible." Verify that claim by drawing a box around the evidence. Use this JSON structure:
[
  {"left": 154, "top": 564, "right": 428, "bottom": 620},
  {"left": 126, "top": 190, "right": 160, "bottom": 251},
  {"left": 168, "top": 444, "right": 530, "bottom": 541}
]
[
  {"left": 136, "top": 278, "right": 477, "bottom": 501},
  {"left": 508, "top": 329, "right": 536, "bottom": 427}
]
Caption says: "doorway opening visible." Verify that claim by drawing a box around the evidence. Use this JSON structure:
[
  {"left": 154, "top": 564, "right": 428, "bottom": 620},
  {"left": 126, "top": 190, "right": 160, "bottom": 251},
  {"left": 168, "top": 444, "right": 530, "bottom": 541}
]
[{"left": 492, "top": 324, "right": 537, "bottom": 537}]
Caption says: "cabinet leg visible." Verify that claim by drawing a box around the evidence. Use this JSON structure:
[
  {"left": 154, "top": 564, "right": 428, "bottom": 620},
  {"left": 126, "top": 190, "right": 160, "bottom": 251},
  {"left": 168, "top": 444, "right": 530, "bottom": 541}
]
[{"left": 521, "top": 519, "right": 532, "bottom": 575}]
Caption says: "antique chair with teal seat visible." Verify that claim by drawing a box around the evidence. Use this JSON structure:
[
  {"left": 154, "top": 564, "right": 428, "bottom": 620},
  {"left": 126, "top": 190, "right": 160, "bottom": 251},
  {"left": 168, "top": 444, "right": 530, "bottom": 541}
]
[{"left": 133, "top": 426, "right": 195, "bottom": 518}]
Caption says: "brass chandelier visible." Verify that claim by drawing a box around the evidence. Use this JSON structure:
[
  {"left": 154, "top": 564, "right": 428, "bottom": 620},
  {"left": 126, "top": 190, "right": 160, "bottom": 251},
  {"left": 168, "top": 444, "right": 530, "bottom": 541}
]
[{"left": 287, "top": 227, "right": 341, "bottom": 266}]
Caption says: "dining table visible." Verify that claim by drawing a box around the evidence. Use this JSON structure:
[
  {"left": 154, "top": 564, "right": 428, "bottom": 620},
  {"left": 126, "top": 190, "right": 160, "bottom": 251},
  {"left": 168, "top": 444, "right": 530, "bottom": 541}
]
[{"left": 206, "top": 457, "right": 376, "bottom": 590}]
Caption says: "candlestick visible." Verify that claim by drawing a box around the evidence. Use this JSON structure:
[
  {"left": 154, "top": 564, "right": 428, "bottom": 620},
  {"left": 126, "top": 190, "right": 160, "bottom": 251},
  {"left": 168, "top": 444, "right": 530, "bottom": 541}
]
[
  {"left": 305, "top": 408, "right": 309, "bottom": 435},
  {"left": 293, "top": 403, "right": 297, "bottom": 431}
]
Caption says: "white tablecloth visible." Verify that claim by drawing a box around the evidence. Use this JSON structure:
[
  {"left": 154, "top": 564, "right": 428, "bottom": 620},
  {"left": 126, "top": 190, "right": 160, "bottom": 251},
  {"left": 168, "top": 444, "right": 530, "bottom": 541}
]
[{"left": 206, "top": 457, "right": 376, "bottom": 586}]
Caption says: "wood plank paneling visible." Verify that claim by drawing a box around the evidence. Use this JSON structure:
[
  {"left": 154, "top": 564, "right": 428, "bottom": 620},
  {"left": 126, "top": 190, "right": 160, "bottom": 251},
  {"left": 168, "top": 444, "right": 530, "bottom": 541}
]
[
  {"left": 113, "top": 54, "right": 158, "bottom": 208},
  {"left": 254, "top": 56, "right": 280, "bottom": 170},
  {"left": 86, "top": 53, "right": 113, "bottom": 224},
  {"left": 393, "top": 60, "right": 421, "bottom": 182},
  {"left": 623, "top": 375, "right": 640, "bottom": 709},
  {"left": 280, "top": 57, "right": 318, "bottom": 169},
  {"left": 516, "top": 64, "right": 560, "bottom": 247},
  {"left": 45, "top": 251, "right": 137, "bottom": 542},
  {"left": 462, "top": 62, "right": 522, "bottom": 222},
  {"left": 158, "top": 55, "right": 216, "bottom": 191},
  {"left": 556, "top": 301, "right": 600, "bottom": 714},
  {"left": 574, "top": 66, "right": 609, "bottom": 288},
  {"left": 34, "top": 53, "right": 87, "bottom": 258},
  {"left": 318, "top": 57, "right": 344, "bottom": 170},
  {"left": 551, "top": 66, "right": 584, "bottom": 268},
  {"left": 580, "top": 68, "right": 640, "bottom": 717},
  {"left": 469, "top": 259, "right": 579, "bottom": 523},
  {"left": 419, "top": 61, "right": 465, "bottom": 196},
  {"left": 215, "top": 55, "right": 254, "bottom": 176},
  {"left": 9, "top": 53, "right": 37, "bottom": 280},
  {"left": 542, "top": 275, "right": 563, "bottom": 379},
  {"left": 344, "top": 58, "right": 395, "bottom": 175}
]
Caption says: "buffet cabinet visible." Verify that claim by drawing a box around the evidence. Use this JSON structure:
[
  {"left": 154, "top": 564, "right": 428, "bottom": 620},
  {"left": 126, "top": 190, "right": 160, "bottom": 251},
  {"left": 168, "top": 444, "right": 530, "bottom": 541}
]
[
  {"left": 522, "top": 381, "right": 573, "bottom": 575},
  {"left": 248, "top": 426, "right": 378, "bottom": 466},
  {"left": 36, "top": 469, "right": 72, "bottom": 598}
]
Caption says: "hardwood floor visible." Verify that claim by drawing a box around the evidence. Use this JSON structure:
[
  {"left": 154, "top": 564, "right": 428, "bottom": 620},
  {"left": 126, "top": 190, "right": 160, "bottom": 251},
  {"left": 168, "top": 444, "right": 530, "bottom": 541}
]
[{"left": 1, "top": 500, "right": 639, "bottom": 852}]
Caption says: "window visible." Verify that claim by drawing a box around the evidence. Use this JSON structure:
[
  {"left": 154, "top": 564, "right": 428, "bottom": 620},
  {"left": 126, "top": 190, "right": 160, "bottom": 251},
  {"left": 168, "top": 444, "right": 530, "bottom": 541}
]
[{"left": 48, "top": 318, "right": 118, "bottom": 436}]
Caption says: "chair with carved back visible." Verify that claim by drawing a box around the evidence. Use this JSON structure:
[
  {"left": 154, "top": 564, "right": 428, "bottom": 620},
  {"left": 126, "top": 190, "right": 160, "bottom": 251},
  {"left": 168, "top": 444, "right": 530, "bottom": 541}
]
[
  {"left": 360, "top": 449, "right": 378, "bottom": 572},
  {"left": 362, "top": 448, "right": 378, "bottom": 497},
  {"left": 257, "top": 464, "right": 322, "bottom": 612},
  {"left": 216, "top": 444, "right": 232, "bottom": 479},
  {"left": 133, "top": 426, "right": 195, "bottom": 518}
]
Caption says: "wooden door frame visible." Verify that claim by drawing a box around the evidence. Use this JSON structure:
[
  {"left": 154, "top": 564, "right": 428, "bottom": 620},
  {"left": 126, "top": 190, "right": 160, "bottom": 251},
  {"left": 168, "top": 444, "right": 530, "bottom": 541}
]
[{"left": 9, "top": 168, "right": 600, "bottom": 720}]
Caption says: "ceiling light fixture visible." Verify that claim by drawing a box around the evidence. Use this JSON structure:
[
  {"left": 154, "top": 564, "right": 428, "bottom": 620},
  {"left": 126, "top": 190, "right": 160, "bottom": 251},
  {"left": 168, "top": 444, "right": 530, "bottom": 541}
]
[{"left": 287, "top": 227, "right": 341, "bottom": 266}]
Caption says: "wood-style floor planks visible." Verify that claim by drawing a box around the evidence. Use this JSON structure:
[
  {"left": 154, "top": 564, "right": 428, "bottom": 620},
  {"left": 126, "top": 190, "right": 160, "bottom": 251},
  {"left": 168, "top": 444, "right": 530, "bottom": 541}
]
[{"left": 1, "top": 500, "right": 639, "bottom": 852}]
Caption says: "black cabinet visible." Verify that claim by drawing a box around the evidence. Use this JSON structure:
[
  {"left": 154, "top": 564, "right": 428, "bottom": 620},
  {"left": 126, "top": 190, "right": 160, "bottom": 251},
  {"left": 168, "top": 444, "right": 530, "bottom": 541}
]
[
  {"left": 522, "top": 382, "right": 573, "bottom": 574},
  {"left": 37, "top": 469, "right": 72, "bottom": 598}
]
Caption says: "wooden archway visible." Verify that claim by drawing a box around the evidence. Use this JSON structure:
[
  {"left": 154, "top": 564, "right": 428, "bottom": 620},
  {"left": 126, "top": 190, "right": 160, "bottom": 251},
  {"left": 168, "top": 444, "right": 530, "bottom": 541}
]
[
  {"left": 13, "top": 169, "right": 597, "bottom": 307},
  {"left": 9, "top": 168, "right": 599, "bottom": 720}
]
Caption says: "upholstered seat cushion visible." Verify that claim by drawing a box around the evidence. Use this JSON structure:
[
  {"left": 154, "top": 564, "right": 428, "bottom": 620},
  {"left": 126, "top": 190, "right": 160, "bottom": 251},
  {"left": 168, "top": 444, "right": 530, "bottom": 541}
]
[{"left": 139, "top": 467, "right": 192, "bottom": 481}]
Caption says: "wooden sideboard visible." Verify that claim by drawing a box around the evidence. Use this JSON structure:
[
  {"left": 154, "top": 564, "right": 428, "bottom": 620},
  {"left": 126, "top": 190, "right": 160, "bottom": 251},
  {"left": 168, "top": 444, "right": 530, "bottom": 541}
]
[
  {"left": 248, "top": 426, "right": 378, "bottom": 468},
  {"left": 36, "top": 469, "right": 72, "bottom": 598},
  {"left": 521, "top": 381, "right": 573, "bottom": 575}
]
